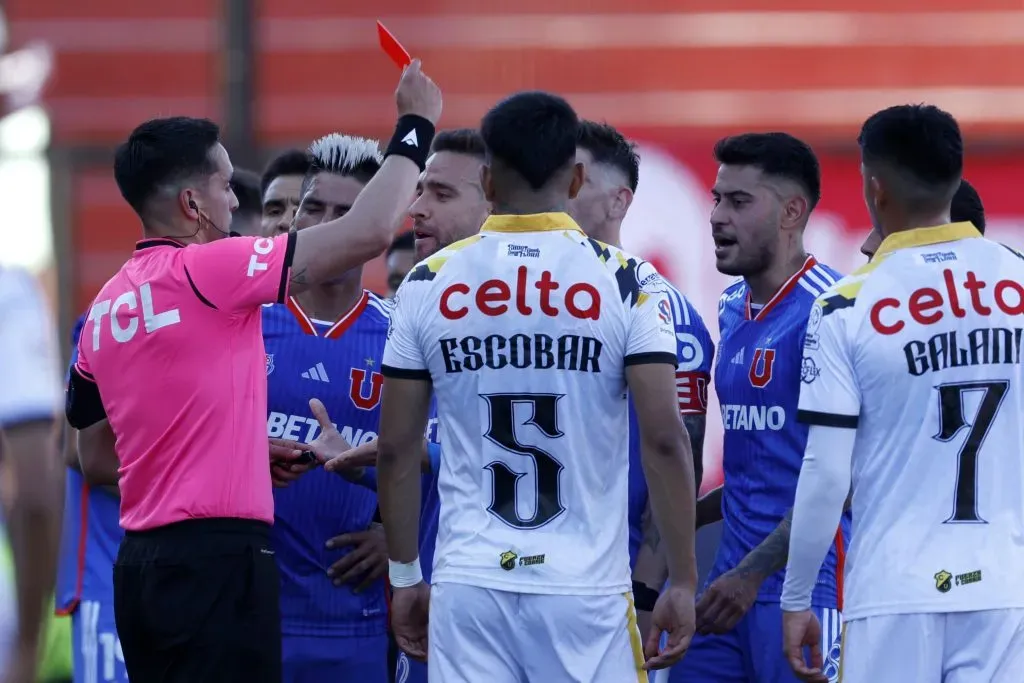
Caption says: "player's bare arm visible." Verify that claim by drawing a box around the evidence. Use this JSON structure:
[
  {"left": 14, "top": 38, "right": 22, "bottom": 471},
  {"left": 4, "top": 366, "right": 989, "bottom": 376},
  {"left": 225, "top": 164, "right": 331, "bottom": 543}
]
[
  {"left": 632, "top": 412, "right": 707, "bottom": 634},
  {"left": 64, "top": 422, "right": 120, "bottom": 497},
  {"left": 695, "top": 485, "right": 724, "bottom": 528},
  {"left": 626, "top": 361, "right": 698, "bottom": 671},
  {"left": 376, "top": 376, "right": 434, "bottom": 661},
  {"left": 3, "top": 417, "right": 62, "bottom": 681},
  {"left": 695, "top": 488, "right": 850, "bottom": 635},
  {"left": 77, "top": 418, "right": 119, "bottom": 487},
  {"left": 288, "top": 60, "right": 442, "bottom": 294}
]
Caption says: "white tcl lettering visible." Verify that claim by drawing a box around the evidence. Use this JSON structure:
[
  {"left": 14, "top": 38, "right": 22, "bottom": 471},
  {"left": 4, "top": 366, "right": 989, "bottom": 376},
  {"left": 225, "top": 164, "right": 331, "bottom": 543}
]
[
  {"left": 89, "top": 282, "right": 180, "bottom": 350},
  {"left": 247, "top": 237, "right": 274, "bottom": 277}
]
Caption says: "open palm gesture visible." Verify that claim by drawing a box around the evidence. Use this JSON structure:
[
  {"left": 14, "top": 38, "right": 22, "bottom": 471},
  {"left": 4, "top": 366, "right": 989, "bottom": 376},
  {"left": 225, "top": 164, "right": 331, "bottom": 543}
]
[{"left": 305, "top": 398, "right": 351, "bottom": 462}]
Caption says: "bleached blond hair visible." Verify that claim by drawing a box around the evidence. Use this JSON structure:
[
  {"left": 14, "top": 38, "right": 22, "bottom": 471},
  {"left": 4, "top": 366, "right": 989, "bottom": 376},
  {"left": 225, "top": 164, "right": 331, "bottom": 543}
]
[{"left": 307, "top": 133, "right": 383, "bottom": 179}]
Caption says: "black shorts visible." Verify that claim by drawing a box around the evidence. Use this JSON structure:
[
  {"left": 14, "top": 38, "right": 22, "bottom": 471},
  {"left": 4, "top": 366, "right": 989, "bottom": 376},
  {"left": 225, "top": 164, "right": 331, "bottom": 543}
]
[{"left": 113, "top": 518, "right": 281, "bottom": 683}]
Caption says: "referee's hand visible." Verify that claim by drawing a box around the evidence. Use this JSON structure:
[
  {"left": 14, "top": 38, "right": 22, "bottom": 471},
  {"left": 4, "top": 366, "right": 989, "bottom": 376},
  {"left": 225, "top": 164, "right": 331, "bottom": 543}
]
[
  {"left": 269, "top": 437, "right": 315, "bottom": 488},
  {"left": 395, "top": 59, "right": 443, "bottom": 125}
]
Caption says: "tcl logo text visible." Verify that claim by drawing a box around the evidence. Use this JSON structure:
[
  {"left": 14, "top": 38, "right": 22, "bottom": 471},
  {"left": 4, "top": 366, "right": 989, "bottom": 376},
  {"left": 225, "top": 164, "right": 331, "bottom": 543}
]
[
  {"left": 440, "top": 265, "right": 600, "bottom": 320},
  {"left": 871, "top": 269, "right": 1024, "bottom": 336},
  {"left": 247, "top": 237, "right": 274, "bottom": 277}
]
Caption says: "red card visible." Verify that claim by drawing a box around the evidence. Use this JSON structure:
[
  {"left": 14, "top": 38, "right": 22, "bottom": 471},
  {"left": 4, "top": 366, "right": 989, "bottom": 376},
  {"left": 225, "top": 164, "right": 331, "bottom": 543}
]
[{"left": 377, "top": 21, "right": 411, "bottom": 68}]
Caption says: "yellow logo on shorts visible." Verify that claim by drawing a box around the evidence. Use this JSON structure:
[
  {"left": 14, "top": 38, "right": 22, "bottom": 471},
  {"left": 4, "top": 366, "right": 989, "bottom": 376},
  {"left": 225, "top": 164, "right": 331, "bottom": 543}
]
[
  {"left": 935, "top": 570, "right": 953, "bottom": 593},
  {"left": 499, "top": 550, "right": 518, "bottom": 571}
]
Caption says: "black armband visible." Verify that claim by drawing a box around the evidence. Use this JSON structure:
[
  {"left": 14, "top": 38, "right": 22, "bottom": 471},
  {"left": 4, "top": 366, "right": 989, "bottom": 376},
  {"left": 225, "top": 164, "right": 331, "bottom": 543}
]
[
  {"left": 384, "top": 115, "right": 435, "bottom": 170},
  {"left": 66, "top": 367, "right": 107, "bottom": 430},
  {"left": 632, "top": 580, "right": 660, "bottom": 612}
]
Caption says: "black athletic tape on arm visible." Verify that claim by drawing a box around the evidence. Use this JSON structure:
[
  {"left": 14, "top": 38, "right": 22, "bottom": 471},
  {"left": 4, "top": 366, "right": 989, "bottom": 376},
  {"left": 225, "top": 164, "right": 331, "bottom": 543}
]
[{"left": 632, "top": 580, "right": 660, "bottom": 612}]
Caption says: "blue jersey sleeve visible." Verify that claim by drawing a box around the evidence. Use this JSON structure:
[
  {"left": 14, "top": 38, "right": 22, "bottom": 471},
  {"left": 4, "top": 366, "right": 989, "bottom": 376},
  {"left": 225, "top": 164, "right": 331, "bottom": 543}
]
[{"left": 665, "top": 285, "right": 715, "bottom": 415}]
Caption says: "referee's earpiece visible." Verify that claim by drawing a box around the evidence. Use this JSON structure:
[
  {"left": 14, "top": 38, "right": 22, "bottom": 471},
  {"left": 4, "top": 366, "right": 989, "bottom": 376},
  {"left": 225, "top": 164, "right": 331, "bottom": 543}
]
[{"left": 188, "top": 198, "right": 199, "bottom": 213}]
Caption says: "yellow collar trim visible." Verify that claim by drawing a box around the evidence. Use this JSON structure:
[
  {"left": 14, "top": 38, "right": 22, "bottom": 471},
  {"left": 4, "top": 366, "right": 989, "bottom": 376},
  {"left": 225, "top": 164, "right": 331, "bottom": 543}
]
[
  {"left": 480, "top": 212, "right": 583, "bottom": 234},
  {"left": 874, "top": 222, "right": 982, "bottom": 258}
]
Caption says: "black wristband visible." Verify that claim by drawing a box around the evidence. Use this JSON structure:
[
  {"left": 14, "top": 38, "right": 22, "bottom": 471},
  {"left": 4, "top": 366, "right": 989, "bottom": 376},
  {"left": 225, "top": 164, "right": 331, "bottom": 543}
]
[
  {"left": 385, "top": 115, "right": 435, "bottom": 170},
  {"left": 632, "top": 580, "right": 660, "bottom": 612}
]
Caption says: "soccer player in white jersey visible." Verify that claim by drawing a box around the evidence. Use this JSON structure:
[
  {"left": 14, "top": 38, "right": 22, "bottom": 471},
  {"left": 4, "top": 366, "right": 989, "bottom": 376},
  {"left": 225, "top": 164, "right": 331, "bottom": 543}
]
[
  {"left": 781, "top": 104, "right": 1024, "bottom": 682},
  {"left": 371, "top": 91, "right": 699, "bottom": 682},
  {"left": 0, "top": 267, "right": 63, "bottom": 682}
]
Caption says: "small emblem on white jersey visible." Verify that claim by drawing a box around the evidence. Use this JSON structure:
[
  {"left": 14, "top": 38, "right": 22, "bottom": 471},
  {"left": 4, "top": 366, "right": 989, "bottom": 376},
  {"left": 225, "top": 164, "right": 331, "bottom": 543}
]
[
  {"left": 919, "top": 251, "right": 958, "bottom": 264},
  {"left": 504, "top": 243, "right": 540, "bottom": 258},
  {"left": 499, "top": 550, "right": 517, "bottom": 571},
  {"left": 400, "top": 129, "right": 418, "bottom": 147},
  {"left": 935, "top": 570, "right": 953, "bottom": 593},
  {"left": 801, "top": 357, "right": 820, "bottom": 384},
  {"left": 301, "top": 362, "right": 330, "bottom": 382}
]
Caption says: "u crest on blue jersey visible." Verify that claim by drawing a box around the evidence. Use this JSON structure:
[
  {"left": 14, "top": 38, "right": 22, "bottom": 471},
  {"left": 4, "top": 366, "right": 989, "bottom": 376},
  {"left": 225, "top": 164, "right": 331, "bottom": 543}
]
[
  {"left": 349, "top": 368, "right": 384, "bottom": 411},
  {"left": 748, "top": 348, "right": 776, "bottom": 388}
]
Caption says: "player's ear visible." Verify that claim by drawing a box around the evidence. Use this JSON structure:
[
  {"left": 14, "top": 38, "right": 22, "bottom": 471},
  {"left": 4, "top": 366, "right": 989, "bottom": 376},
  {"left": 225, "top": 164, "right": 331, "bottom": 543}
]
[
  {"left": 480, "top": 163, "right": 495, "bottom": 203},
  {"left": 568, "top": 162, "right": 585, "bottom": 200},
  {"left": 781, "top": 194, "right": 809, "bottom": 230},
  {"left": 610, "top": 186, "right": 633, "bottom": 221},
  {"left": 180, "top": 189, "right": 201, "bottom": 220}
]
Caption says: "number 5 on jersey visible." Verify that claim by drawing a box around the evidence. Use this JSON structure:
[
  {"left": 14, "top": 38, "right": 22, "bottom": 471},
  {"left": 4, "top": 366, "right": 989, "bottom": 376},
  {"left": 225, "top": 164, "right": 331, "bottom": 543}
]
[{"left": 482, "top": 393, "right": 566, "bottom": 529}]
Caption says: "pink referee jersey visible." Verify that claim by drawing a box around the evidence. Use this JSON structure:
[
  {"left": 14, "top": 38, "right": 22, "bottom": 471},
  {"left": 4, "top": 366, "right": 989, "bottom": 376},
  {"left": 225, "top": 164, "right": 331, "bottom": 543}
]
[{"left": 73, "top": 233, "right": 296, "bottom": 531}]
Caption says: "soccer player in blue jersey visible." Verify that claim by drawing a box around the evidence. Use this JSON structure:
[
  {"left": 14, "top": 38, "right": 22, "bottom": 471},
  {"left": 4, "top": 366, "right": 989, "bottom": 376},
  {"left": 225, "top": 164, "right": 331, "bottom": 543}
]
[
  {"left": 669, "top": 133, "right": 850, "bottom": 683},
  {"left": 568, "top": 120, "right": 715, "bottom": 633},
  {"left": 57, "top": 313, "right": 128, "bottom": 683},
  {"left": 264, "top": 133, "right": 400, "bottom": 683},
  {"left": 260, "top": 149, "right": 313, "bottom": 237}
]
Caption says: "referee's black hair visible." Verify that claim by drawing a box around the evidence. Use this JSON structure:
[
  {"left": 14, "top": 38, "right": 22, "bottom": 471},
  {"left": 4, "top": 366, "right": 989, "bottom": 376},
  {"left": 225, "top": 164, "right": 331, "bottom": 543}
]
[
  {"left": 577, "top": 121, "right": 640, "bottom": 192},
  {"left": 858, "top": 104, "right": 963, "bottom": 212},
  {"left": 114, "top": 116, "right": 220, "bottom": 218},
  {"left": 480, "top": 91, "right": 579, "bottom": 190},
  {"left": 713, "top": 132, "right": 821, "bottom": 210},
  {"left": 260, "top": 149, "right": 313, "bottom": 199},
  {"left": 431, "top": 128, "right": 486, "bottom": 158},
  {"left": 951, "top": 178, "right": 985, "bottom": 234},
  {"left": 230, "top": 168, "right": 262, "bottom": 219},
  {"left": 386, "top": 231, "right": 415, "bottom": 258}
]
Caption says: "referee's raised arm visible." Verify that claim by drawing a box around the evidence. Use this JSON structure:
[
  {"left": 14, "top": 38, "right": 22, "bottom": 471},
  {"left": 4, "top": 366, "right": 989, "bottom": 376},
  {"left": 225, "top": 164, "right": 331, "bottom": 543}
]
[
  {"left": 62, "top": 60, "right": 444, "bottom": 683},
  {"left": 288, "top": 59, "right": 443, "bottom": 293}
]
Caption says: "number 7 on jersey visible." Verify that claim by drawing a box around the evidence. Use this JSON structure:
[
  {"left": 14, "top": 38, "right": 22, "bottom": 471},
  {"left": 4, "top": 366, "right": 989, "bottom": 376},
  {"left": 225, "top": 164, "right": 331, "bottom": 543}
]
[{"left": 934, "top": 380, "right": 1010, "bottom": 524}]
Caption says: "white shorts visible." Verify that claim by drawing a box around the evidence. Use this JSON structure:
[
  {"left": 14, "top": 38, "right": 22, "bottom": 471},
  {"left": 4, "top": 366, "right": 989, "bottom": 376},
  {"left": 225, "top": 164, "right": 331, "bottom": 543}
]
[
  {"left": 841, "top": 609, "right": 1024, "bottom": 683},
  {"left": 428, "top": 582, "right": 648, "bottom": 683}
]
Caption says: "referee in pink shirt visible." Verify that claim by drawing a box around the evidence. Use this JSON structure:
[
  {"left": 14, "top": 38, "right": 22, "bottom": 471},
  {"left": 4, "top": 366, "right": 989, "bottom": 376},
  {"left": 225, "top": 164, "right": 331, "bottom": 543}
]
[{"left": 64, "top": 62, "right": 441, "bottom": 682}]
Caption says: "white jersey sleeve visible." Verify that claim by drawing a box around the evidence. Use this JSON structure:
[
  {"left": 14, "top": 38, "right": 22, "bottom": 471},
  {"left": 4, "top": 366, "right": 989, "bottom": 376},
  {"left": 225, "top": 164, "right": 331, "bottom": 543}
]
[
  {"left": 0, "top": 268, "right": 61, "bottom": 428},
  {"left": 623, "top": 261, "right": 677, "bottom": 364},
  {"left": 382, "top": 276, "right": 430, "bottom": 380},
  {"left": 796, "top": 296, "right": 861, "bottom": 428}
]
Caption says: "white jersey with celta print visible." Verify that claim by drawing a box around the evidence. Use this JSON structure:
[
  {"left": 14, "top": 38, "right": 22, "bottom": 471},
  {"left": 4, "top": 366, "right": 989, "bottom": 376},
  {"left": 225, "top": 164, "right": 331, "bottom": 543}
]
[
  {"left": 0, "top": 267, "right": 62, "bottom": 670},
  {"left": 798, "top": 222, "right": 1024, "bottom": 620},
  {"left": 382, "top": 212, "right": 676, "bottom": 596}
]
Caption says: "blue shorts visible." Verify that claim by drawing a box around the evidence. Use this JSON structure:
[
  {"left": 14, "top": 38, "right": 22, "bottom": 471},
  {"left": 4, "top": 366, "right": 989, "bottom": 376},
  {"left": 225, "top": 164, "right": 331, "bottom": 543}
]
[
  {"left": 396, "top": 651, "right": 427, "bottom": 683},
  {"left": 668, "top": 603, "right": 843, "bottom": 683},
  {"left": 282, "top": 633, "right": 388, "bottom": 683},
  {"left": 72, "top": 599, "right": 128, "bottom": 683}
]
